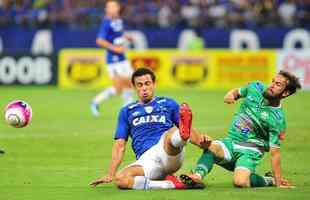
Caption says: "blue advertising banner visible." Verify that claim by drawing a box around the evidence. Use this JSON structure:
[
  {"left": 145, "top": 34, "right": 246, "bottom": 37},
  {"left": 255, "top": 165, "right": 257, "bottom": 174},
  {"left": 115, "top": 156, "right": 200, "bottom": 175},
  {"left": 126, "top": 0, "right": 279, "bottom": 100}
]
[{"left": 0, "top": 27, "right": 309, "bottom": 53}]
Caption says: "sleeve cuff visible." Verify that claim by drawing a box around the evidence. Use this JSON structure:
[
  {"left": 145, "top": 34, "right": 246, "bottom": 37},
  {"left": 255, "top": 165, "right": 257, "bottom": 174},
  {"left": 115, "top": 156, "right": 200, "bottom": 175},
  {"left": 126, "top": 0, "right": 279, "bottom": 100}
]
[{"left": 270, "top": 144, "right": 280, "bottom": 149}]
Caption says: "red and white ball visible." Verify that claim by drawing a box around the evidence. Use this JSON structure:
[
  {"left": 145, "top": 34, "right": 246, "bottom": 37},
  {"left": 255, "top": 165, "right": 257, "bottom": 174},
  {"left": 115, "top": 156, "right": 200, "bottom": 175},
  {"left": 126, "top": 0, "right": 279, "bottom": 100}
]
[{"left": 4, "top": 100, "right": 32, "bottom": 128}]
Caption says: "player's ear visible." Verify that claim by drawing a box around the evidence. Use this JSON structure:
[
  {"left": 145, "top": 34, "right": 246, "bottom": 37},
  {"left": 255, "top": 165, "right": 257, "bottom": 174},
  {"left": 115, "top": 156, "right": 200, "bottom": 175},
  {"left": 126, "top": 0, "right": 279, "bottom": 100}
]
[{"left": 281, "top": 90, "right": 290, "bottom": 98}]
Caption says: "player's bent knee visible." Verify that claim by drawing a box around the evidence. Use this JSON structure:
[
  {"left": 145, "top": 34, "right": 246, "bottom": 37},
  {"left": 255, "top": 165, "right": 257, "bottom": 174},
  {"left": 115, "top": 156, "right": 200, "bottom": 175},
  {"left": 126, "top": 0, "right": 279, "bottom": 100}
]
[
  {"left": 233, "top": 178, "right": 250, "bottom": 188},
  {"left": 115, "top": 173, "right": 131, "bottom": 189}
]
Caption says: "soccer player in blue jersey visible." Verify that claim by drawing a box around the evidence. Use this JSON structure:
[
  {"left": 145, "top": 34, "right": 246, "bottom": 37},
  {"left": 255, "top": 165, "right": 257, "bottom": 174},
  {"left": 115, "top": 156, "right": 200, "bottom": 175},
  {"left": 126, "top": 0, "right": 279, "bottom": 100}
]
[
  {"left": 90, "top": 67, "right": 204, "bottom": 190},
  {"left": 91, "top": 0, "right": 134, "bottom": 117}
]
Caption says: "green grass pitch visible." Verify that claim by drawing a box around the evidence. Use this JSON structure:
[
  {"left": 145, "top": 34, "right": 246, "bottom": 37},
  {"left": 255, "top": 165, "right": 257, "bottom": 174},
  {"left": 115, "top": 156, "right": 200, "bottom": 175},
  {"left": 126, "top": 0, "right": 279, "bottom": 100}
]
[{"left": 0, "top": 87, "right": 309, "bottom": 200}]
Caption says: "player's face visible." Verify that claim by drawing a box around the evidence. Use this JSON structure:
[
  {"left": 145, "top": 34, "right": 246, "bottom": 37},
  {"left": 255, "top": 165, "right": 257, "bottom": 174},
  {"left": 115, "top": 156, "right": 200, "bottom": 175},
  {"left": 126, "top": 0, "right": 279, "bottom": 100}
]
[
  {"left": 133, "top": 74, "right": 155, "bottom": 103},
  {"left": 264, "top": 74, "right": 289, "bottom": 100},
  {"left": 105, "top": 1, "right": 120, "bottom": 18}
]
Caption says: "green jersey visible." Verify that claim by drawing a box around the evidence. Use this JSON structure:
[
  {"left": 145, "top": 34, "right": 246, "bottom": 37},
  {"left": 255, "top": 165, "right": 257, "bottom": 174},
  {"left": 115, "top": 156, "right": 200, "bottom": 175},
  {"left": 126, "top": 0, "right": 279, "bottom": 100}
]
[{"left": 227, "top": 81, "right": 286, "bottom": 151}]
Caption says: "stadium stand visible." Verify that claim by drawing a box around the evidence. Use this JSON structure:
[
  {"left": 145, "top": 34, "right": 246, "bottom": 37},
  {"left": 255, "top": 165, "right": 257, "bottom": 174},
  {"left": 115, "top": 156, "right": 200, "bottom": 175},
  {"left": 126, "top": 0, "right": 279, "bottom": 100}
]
[{"left": 0, "top": 0, "right": 309, "bottom": 29}]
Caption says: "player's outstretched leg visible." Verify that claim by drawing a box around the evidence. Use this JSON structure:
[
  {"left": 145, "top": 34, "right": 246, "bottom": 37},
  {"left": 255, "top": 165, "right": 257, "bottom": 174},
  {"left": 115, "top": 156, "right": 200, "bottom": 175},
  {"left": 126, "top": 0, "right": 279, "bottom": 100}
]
[
  {"left": 179, "top": 145, "right": 219, "bottom": 187},
  {"left": 164, "top": 103, "right": 192, "bottom": 156},
  {"left": 179, "top": 151, "right": 215, "bottom": 188},
  {"left": 115, "top": 166, "right": 189, "bottom": 190},
  {"left": 90, "top": 102, "right": 100, "bottom": 117},
  {"left": 90, "top": 87, "right": 117, "bottom": 116},
  {"left": 121, "top": 88, "right": 134, "bottom": 106}
]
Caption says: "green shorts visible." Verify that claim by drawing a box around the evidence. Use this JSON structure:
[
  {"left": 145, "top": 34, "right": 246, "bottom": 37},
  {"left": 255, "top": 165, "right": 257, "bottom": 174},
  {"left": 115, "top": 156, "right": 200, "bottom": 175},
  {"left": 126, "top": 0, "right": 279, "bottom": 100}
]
[{"left": 213, "top": 137, "right": 264, "bottom": 173}]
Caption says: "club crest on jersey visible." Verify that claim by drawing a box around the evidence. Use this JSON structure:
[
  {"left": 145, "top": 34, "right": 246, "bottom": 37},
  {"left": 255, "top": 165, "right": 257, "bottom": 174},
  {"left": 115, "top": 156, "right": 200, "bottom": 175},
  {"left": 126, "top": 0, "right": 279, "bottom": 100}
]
[
  {"left": 132, "top": 115, "right": 166, "bottom": 126},
  {"left": 144, "top": 106, "right": 153, "bottom": 114}
]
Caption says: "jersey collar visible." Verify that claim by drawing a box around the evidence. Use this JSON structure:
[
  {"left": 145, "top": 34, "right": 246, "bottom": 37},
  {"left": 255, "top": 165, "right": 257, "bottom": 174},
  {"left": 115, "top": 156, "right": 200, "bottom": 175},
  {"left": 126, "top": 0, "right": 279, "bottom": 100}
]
[
  {"left": 263, "top": 98, "right": 282, "bottom": 108},
  {"left": 139, "top": 96, "right": 157, "bottom": 106}
]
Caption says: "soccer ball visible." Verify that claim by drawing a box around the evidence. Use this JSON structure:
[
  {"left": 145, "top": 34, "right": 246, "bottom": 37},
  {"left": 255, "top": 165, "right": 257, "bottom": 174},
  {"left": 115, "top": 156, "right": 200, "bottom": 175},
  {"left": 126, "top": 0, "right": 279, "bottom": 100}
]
[{"left": 4, "top": 100, "right": 32, "bottom": 128}]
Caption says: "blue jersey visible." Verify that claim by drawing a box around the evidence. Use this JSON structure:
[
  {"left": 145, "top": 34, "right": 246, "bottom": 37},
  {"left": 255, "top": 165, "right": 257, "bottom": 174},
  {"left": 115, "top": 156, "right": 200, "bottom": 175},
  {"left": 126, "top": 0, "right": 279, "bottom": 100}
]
[
  {"left": 114, "top": 97, "right": 180, "bottom": 159},
  {"left": 97, "top": 17, "right": 126, "bottom": 64}
]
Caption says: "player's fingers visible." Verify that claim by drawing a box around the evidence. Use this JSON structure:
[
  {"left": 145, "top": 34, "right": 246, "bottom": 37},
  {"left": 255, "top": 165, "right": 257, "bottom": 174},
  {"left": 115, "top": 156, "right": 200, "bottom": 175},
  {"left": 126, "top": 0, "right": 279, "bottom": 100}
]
[
  {"left": 89, "top": 182, "right": 97, "bottom": 187},
  {"left": 278, "top": 185, "right": 296, "bottom": 189},
  {"left": 200, "top": 135, "right": 207, "bottom": 142},
  {"left": 225, "top": 100, "right": 234, "bottom": 104},
  {"left": 90, "top": 180, "right": 103, "bottom": 187},
  {"left": 203, "top": 136, "right": 212, "bottom": 145},
  {"left": 199, "top": 135, "right": 211, "bottom": 149},
  {"left": 281, "top": 181, "right": 290, "bottom": 186},
  {"left": 102, "top": 178, "right": 112, "bottom": 183},
  {"left": 281, "top": 179, "right": 292, "bottom": 186},
  {"left": 89, "top": 181, "right": 98, "bottom": 187}
]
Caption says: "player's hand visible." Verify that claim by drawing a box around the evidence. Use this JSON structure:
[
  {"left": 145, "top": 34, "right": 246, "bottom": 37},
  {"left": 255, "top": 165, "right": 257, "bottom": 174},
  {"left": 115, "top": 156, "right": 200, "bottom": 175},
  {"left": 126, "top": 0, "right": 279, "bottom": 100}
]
[
  {"left": 199, "top": 135, "right": 212, "bottom": 149},
  {"left": 277, "top": 178, "right": 295, "bottom": 189},
  {"left": 90, "top": 175, "right": 113, "bottom": 187},
  {"left": 111, "top": 45, "right": 126, "bottom": 54},
  {"left": 224, "top": 94, "right": 236, "bottom": 104},
  {"left": 124, "top": 34, "right": 134, "bottom": 43}
]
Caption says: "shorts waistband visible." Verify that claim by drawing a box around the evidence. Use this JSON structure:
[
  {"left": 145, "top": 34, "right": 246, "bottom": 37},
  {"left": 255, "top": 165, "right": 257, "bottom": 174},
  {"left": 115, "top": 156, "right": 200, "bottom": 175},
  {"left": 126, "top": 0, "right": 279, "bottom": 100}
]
[{"left": 235, "top": 142, "right": 265, "bottom": 153}]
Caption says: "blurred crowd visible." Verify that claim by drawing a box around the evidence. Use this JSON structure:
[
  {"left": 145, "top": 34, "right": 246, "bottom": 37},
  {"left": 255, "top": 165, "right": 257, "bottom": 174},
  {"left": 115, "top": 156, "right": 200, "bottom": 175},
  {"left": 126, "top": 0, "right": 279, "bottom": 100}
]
[{"left": 0, "top": 0, "right": 309, "bottom": 29}]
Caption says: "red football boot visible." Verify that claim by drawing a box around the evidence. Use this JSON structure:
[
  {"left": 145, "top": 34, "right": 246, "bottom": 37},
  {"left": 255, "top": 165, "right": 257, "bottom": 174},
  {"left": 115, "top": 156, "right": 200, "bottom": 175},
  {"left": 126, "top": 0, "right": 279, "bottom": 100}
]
[
  {"left": 179, "top": 103, "right": 192, "bottom": 141},
  {"left": 180, "top": 174, "right": 206, "bottom": 189},
  {"left": 165, "top": 175, "right": 186, "bottom": 189}
]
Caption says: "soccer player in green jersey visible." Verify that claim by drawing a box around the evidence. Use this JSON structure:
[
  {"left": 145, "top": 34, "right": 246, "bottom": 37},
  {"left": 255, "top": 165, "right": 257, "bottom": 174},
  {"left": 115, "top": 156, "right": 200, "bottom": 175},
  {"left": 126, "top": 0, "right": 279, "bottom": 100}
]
[{"left": 180, "top": 70, "right": 301, "bottom": 188}]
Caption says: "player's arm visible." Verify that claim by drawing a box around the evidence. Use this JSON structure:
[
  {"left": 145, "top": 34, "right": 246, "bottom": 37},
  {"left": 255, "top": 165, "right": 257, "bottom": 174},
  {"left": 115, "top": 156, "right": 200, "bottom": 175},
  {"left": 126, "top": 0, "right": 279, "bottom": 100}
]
[
  {"left": 90, "top": 108, "right": 129, "bottom": 187},
  {"left": 90, "top": 139, "right": 127, "bottom": 187},
  {"left": 270, "top": 146, "right": 283, "bottom": 187},
  {"left": 270, "top": 147, "right": 294, "bottom": 188},
  {"left": 107, "top": 139, "right": 127, "bottom": 178},
  {"left": 96, "top": 38, "right": 125, "bottom": 54},
  {"left": 269, "top": 130, "right": 294, "bottom": 188},
  {"left": 123, "top": 33, "right": 133, "bottom": 43},
  {"left": 90, "top": 140, "right": 126, "bottom": 186},
  {"left": 224, "top": 88, "right": 241, "bottom": 104},
  {"left": 224, "top": 82, "right": 253, "bottom": 104}
]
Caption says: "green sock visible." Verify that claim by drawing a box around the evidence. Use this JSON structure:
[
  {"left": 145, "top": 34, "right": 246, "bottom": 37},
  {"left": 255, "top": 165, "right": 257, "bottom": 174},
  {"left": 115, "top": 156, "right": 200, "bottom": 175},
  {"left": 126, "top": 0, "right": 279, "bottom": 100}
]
[
  {"left": 193, "top": 150, "right": 214, "bottom": 179},
  {"left": 250, "top": 173, "right": 274, "bottom": 187}
]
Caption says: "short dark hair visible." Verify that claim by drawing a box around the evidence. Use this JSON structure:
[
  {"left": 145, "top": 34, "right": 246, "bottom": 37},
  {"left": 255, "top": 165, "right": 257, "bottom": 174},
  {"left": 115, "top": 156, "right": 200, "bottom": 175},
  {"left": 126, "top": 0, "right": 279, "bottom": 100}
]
[
  {"left": 131, "top": 67, "right": 156, "bottom": 85},
  {"left": 279, "top": 70, "right": 302, "bottom": 95},
  {"left": 105, "top": 0, "right": 119, "bottom": 5}
]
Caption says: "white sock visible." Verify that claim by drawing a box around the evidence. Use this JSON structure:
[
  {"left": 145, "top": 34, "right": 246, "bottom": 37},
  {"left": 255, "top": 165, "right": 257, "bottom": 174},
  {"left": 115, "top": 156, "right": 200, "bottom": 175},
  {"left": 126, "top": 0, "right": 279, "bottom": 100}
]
[
  {"left": 147, "top": 180, "right": 175, "bottom": 189},
  {"left": 171, "top": 129, "right": 187, "bottom": 148},
  {"left": 132, "top": 176, "right": 148, "bottom": 190},
  {"left": 133, "top": 176, "right": 175, "bottom": 190},
  {"left": 121, "top": 88, "right": 134, "bottom": 106},
  {"left": 93, "top": 87, "right": 117, "bottom": 104}
]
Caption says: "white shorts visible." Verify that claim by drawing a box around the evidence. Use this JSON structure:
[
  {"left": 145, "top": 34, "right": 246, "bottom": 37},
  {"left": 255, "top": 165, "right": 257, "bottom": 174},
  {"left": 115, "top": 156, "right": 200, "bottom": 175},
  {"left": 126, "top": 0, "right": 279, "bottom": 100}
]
[
  {"left": 107, "top": 60, "right": 133, "bottom": 79},
  {"left": 127, "top": 132, "right": 184, "bottom": 180}
]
